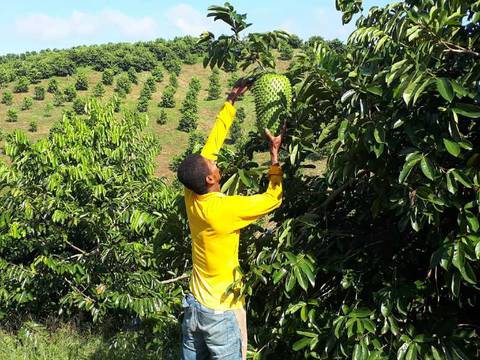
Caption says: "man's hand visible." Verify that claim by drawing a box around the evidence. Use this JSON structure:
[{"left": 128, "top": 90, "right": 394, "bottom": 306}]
[
  {"left": 265, "top": 123, "right": 286, "bottom": 166},
  {"left": 227, "top": 77, "right": 255, "bottom": 105}
]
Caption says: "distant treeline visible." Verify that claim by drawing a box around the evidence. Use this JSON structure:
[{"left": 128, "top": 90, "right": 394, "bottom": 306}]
[{"left": 0, "top": 34, "right": 342, "bottom": 86}]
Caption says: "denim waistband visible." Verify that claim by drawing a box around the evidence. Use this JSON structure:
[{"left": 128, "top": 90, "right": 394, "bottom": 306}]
[{"left": 183, "top": 293, "right": 229, "bottom": 314}]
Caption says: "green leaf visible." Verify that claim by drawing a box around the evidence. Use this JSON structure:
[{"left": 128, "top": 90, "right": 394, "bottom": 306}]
[
  {"left": 292, "top": 337, "right": 311, "bottom": 351},
  {"left": 452, "top": 103, "right": 480, "bottom": 118},
  {"left": 272, "top": 268, "right": 287, "bottom": 284},
  {"left": 465, "top": 211, "right": 479, "bottom": 232},
  {"left": 443, "top": 138, "right": 461, "bottom": 157},
  {"left": 294, "top": 266, "right": 308, "bottom": 291},
  {"left": 399, "top": 153, "right": 422, "bottom": 183},
  {"left": 446, "top": 172, "right": 457, "bottom": 194},
  {"left": 406, "top": 343, "right": 418, "bottom": 360},
  {"left": 436, "top": 78, "right": 454, "bottom": 102},
  {"left": 420, "top": 157, "right": 435, "bottom": 180},
  {"left": 366, "top": 86, "right": 383, "bottom": 96},
  {"left": 397, "top": 343, "right": 410, "bottom": 360},
  {"left": 451, "top": 170, "right": 472, "bottom": 188}
]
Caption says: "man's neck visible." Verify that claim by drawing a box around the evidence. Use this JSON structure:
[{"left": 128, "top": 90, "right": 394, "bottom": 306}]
[{"left": 206, "top": 183, "right": 221, "bottom": 193}]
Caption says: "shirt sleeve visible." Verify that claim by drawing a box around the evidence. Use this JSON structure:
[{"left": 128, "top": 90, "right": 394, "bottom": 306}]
[
  {"left": 215, "top": 165, "right": 283, "bottom": 232},
  {"left": 200, "top": 101, "right": 236, "bottom": 161}
]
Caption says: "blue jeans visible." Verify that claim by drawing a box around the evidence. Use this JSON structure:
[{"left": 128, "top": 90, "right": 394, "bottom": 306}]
[{"left": 181, "top": 293, "right": 244, "bottom": 360}]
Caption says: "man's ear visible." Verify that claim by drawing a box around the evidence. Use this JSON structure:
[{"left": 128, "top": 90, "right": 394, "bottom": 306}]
[{"left": 205, "top": 174, "right": 215, "bottom": 185}]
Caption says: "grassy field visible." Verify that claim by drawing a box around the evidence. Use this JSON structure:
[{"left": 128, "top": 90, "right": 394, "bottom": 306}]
[
  {"left": 0, "top": 321, "right": 179, "bottom": 360},
  {"left": 0, "top": 60, "right": 290, "bottom": 179}
]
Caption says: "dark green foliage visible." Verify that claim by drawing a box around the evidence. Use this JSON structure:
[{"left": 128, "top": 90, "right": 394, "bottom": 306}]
[
  {"left": 1, "top": 90, "right": 13, "bottom": 105},
  {"left": 127, "top": 67, "right": 138, "bottom": 84},
  {"left": 115, "top": 74, "right": 132, "bottom": 96},
  {"left": 102, "top": 68, "right": 114, "bottom": 85},
  {"left": 152, "top": 66, "right": 164, "bottom": 82},
  {"left": 157, "top": 109, "right": 167, "bottom": 125},
  {"left": 178, "top": 78, "right": 201, "bottom": 132},
  {"left": 29, "top": 120, "right": 37, "bottom": 132},
  {"left": 169, "top": 72, "right": 178, "bottom": 89},
  {"left": 200, "top": 3, "right": 480, "bottom": 358},
  {"left": 75, "top": 72, "right": 89, "bottom": 91},
  {"left": 6, "top": 109, "right": 18, "bottom": 122},
  {"left": 145, "top": 77, "right": 157, "bottom": 93},
  {"left": 207, "top": 68, "right": 222, "bottom": 100},
  {"left": 63, "top": 86, "right": 77, "bottom": 102},
  {"left": 34, "top": 86, "right": 45, "bottom": 100},
  {"left": 13, "top": 76, "right": 30, "bottom": 93},
  {"left": 0, "top": 69, "right": 12, "bottom": 86},
  {"left": 279, "top": 43, "right": 293, "bottom": 60},
  {"left": 0, "top": 100, "right": 180, "bottom": 325},
  {"left": 47, "top": 78, "right": 59, "bottom": 93},
  {"left": 159, "top": 86, "right": 176, "bottom": 108},
  {"left": 137, "top": 97, "right": 149, "bottom": 113},
  {"left": 72, "top": 97, "right": 87, "bottom": 114},
  {"left": 20, "top": 96, "right": 33, "bottom": 111},
  {"left": 163, "top": 52, "right": 182, "bottom": 75},
  {"left": 93, "top": 82, "right": 105, "bottom": 98}
]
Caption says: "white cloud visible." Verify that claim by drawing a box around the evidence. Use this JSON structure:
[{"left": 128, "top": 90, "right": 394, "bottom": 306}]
[
  {"left": 165, "top": 4, "right": 224, "bottom": 36},
  {"left": 14, "top": 10, "right": 158, "bottom": 41}
]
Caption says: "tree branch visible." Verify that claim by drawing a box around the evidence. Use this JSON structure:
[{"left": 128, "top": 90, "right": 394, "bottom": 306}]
[{"left": 159, "top": 273, "right": 189, "bottom": 284}]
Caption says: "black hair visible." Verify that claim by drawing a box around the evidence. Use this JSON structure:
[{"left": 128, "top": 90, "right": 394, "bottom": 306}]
[{"left": 177, "top": 154, "right": 210, "bottom": 195}]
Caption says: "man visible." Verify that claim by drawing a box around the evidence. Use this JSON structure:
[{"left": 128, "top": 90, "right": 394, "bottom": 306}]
[{"left": 176, "top": 78, "right": 284, "bottom": 360}]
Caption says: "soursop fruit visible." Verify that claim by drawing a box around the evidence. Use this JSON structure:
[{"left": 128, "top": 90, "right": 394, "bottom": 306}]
[{"left": 252, "top": 73, "right": 292, "bottom": 134}]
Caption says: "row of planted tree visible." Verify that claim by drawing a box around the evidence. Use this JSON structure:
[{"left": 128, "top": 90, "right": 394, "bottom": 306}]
[{"left": 1, "top": 0, "right": 480, "bottom": 359}]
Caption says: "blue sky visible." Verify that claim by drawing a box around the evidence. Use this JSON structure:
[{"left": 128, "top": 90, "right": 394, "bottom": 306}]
[{"left": 0, "top": 0, "right": 390, "bottom": 55}]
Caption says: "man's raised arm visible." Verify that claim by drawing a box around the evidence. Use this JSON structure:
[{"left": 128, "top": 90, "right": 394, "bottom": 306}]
[{"left": 200, "top": 79, "right": 253, "bottom": 160}]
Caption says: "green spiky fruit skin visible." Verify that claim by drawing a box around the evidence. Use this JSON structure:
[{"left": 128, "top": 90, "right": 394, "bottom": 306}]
[{"left": 253, "top": 73, "right": 292, "bottom": 135}]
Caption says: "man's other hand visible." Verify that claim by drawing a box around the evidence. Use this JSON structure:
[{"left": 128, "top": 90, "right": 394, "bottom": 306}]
[{"left": 265, "top": 123, "right": 286, "bottom": 166}]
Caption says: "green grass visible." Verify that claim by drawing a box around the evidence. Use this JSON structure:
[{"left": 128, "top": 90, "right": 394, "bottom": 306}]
[
  {"left": 0, "top": 321, "right": 180, "bottom": 360},
  {"left": 0, "top": 60, "right": 291, "bottom": 178}
]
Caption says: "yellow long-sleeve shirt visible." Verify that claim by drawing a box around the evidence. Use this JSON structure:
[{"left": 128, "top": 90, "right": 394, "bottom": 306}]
[{"left": 184, "top": 101, "right": 283, "bottom": 310}]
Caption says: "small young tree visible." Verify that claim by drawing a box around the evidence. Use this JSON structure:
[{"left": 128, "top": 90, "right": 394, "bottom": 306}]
[
  {"left": 102, "top": 68, "right": 115, "bottom": 85},
  {"left": 157, "top": 109, "right": 167, "bottom": 125},
  {"left": 279, "top": 43, "right": 293, "bottom": 60},
  {"left": 47, "top": 78, "right": 59, "bottom": 93},
  {"left": 75, "top": 72, "right": 89, "bottom": 91},
  {"left": 227, "top": 72, "right": 240, "bottom": 88},
  {"left": 178, "top": 77, "right": 201, "bottom": 132},
  {"left": 207, "top": 68, "right": 222, "bottom": 100},
  {"left": 190, "top": 77, "right": 201, "bottom": 95},
  {"left": 21, "top": 97, "right": 33, "bottom": 111},
  {"left": 230, "top": 106, "right": 246, "bottom": 142},
  {"left": 93, "top": 82, "right": 105, "bottom": 98},
  {"left": 6, "top": 109, "right": 18, "bottom": 122},
  {"left": 29, "top": 120, "right": 38, "bottom": 132},
  {"left": 63, "top": 86, "right": 77, "bottom": 102},
  {"left": 136, "top": 96, "right": 149, "bottom": 113},
  {"left": 145, "top": 77, "right": 157, "bottom": 93},
  {"left": 169, "top": 72, "right": 178, "bottom": 89},
  {"left": 1, "top": 90, "right": 13, "bottom": 105},
  {"left": 127, "top": 67, "right": 138, "bottom": 84},
  {"left": 115, "top": 74, "right": 132, "bottom": 95},
  {"left": 34, "top": 86, "right": 45, "bottom": 100},
  {"left": 53, "top": 91, "right": 64, "bottom": 107},
  {"left": 159, "top": 86, "right": 176, "bottom": 108},
  {"left": 72, "top": 97, "right": 87, "bottom": 115},
  {"left": 44, "top": 103, "right": 53, "bottom": 117},
  {"left": 152, "top": 66, "right": 164, "bottom": 82},
  {"left": 13, "top": 76, "right": 30, "bottom": 93}
]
